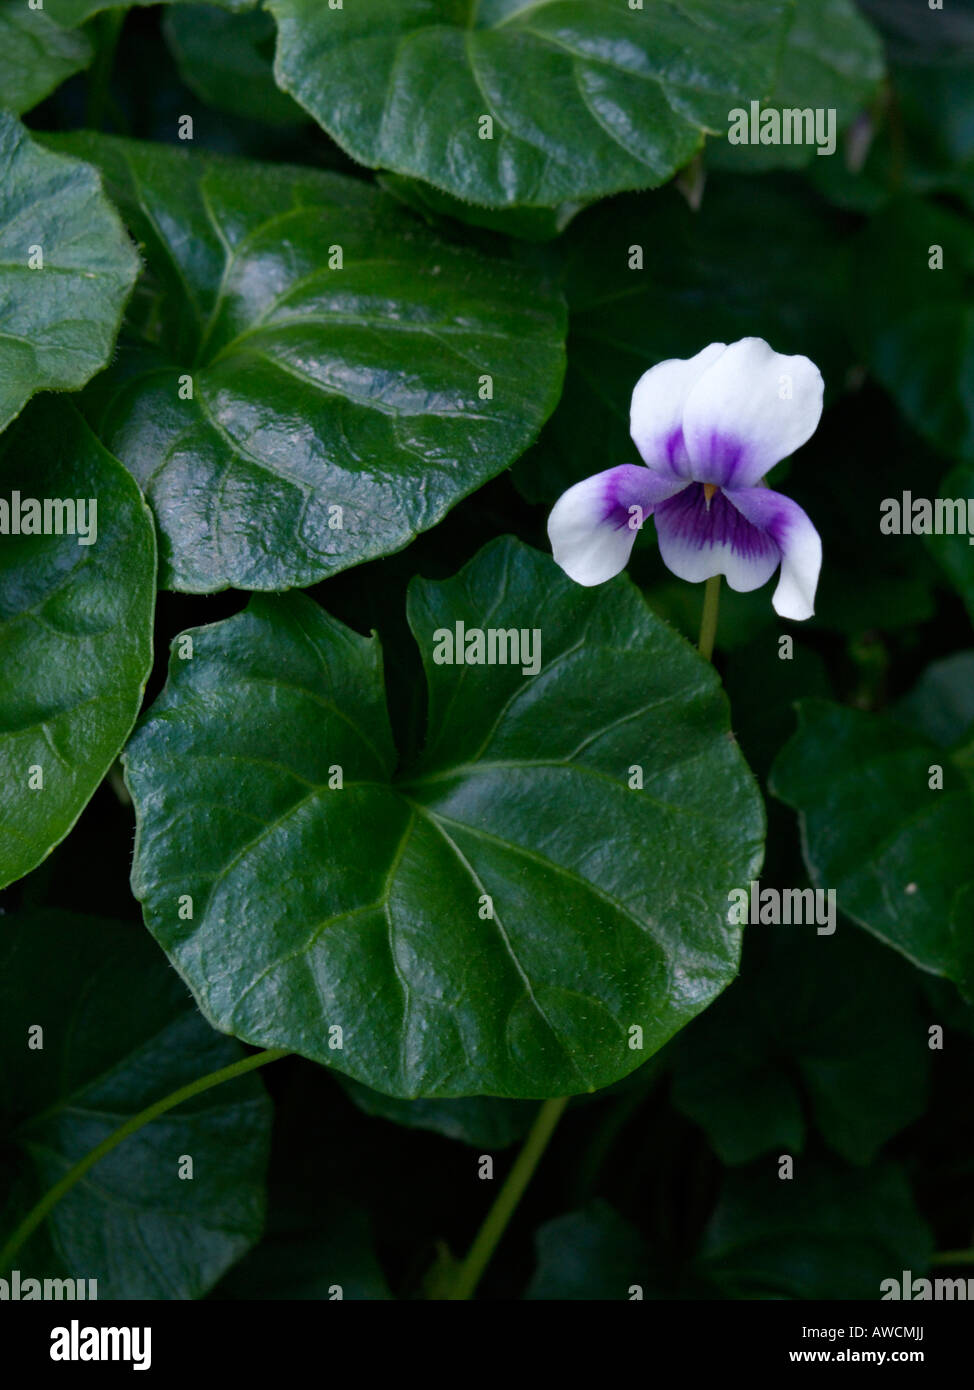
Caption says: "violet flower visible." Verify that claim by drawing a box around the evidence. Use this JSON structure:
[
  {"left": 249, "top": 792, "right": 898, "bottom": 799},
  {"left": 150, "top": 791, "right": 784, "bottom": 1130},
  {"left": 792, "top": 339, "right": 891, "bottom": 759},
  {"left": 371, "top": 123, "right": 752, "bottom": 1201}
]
[{"left": 547, "top": 338, "right": 824, "bottom": 620}]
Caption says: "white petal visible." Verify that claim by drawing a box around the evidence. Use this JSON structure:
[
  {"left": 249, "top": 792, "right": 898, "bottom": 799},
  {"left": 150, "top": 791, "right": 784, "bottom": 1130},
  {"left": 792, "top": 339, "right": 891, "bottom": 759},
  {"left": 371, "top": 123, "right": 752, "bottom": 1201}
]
[
  {"left": 629, "top": 342, "right": 727, "bottom": 476},
  {"left": 548, "top": 465, "right": 687, "bottom": 586},
  {"left": 725, "top": 487, "right": 822, "bottom": 620},
  {"left": 681, "top": 337, "right": 824, "bottom": 489}
]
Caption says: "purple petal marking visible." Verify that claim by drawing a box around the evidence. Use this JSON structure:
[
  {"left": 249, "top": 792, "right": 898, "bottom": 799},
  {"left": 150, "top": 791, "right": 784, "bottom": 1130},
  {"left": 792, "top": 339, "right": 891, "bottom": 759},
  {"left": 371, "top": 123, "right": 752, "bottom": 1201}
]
[
  {"left": 600, "top": 463, "right": 686, "bottom": 528},
  {"left": 548, "top": 465, "right": 688, "bottom": 586},
  {"left": 663, "top": 426, "right": 692, "bottom": 478},
  {"left": 695, "top": 432, "right": 750, "bottom": 489},
  {"left": 723, "top": 486, "right": 822, "bottom": 619},
  {"left": 654, "top": 484, "right": 781, "bottom": 591}
]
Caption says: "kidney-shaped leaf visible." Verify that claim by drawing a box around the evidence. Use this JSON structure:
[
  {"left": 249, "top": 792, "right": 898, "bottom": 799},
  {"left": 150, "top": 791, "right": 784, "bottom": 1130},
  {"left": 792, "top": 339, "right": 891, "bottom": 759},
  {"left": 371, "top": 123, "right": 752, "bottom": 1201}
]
[
  {"left": 0, "top": 3, "right": 93, "bottom": 116},
  {"left": 0, "top": 911, "right": 272, "bottom": 1300},
  {"left": 125, "top": 537, "right": 764, "bottom": 1099},
  {"left": 0, "top": 114, "right": 139, "bottom": 435},
  {"left": 772, "top": 699, "right": 974, "bottom": 994},
  {"left": 0, "top": 401, "right": 155, "bottom": 891},
  {"left": 266, "top": 0, "right": 793, "bottom": 209},
  {"left": 52, "top": 133, "right": 566, "bottom": 592}
]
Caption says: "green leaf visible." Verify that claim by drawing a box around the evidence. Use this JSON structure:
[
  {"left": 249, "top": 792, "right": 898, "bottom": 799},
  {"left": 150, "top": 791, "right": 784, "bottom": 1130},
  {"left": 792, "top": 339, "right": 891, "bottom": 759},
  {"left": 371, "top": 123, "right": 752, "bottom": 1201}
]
[
  {"left": 0, "top": 113, "right": 140, "bottom": 435},
  {"left": 895, "top": 651, "right": 974, "bottom": 748},
  {"left": 525, "top": 1200, "right": 655, "bottom": 1300},
  {"left": 215, "top": 1060, "right": 391, "bottom": 1298},
  {"left": 852, "top": 198, "right": 974, "bottom": 462},
  {"left": 337, "top": 1077, "right": 533, "bottom": 1147},
  {"left": 697, "top": 1159, "right": 932, "bottom": 1299},
  {"left": 0, "top": 911, "right": 273, "bottom": 1299},
  {"left": 378, "top": 172, "right": 585, "bottom": 243},
  {"left": 832, "top": 2, "right": 974, "bottom": 216},
  {"left": 0, "top": 401, "right": 155, "bottom": 891},
  {"left": 164, "top": 4, "right": 307, "bottom": 127},
  {"left": 214, "top": 1202, "right": 391, "bottom": 1299},
  {"left": 708, "top": 0, "right": 884, "bottom": 173},
  {"left": 0, "top": 2, "right": 93, "bottom": 115},
  {"left": 49, "top": 133, "right": 566, "bottom": 592},
  {"left": 926, "top": 465, "right": 974, "bottom": 624},
  {"left": 771, "top": 699, "right": 974, "bottom": 994},
  {"left": 511, "top": 177, "right": 852, "bottom": 508},
  {"left": 44, "top": 0, "right": 252, "bottom": 23},
  {"left": 672, "top": 931, "right": 930, "bottom": 1165},
  {"left": 265, "top": 0, "right": 793, "bottom": 210},
  {"left": 124, "top": 537, "right": 764, "bottom": 1099}
]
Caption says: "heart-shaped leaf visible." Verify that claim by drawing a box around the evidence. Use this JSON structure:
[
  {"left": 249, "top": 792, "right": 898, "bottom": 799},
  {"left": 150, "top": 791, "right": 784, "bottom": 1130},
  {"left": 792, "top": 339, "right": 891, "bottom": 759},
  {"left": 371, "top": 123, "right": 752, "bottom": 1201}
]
[
  {"left": 266, "top": 0, "right": 793, "bottom": 209},
  {"left": 771, "top": 699, "right": 974, "bottom": 994},
  {"left": 51, "top": 133, "right": 566, "bottom": 592},
  {"left": 0, "top": 911, "right": 273, "bottom": 1300},
  {"left": 0, "top": 113, "right": 139, "bottom": 435},
  {"left": 0, "top": 401, "right": 155, "bottom": 891},
  {"left": 0, "top": 2, "right": 93, "bottom": 115},
  {"left": 125, "top": 537, "right": 764, "bottom": 1099}
]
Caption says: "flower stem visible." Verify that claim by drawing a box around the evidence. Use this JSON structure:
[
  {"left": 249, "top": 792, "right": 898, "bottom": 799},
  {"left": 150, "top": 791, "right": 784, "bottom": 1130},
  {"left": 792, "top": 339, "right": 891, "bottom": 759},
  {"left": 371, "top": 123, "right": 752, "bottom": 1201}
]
[
  {"left": 0, "top": 1046, "right": 289, "bottom": 1272},
  {"left": 446, "top": 1095, "right": 569, "bottom": 1300},
  {"left": 697, "top": 574, "right": 721, "bottom": 662}
]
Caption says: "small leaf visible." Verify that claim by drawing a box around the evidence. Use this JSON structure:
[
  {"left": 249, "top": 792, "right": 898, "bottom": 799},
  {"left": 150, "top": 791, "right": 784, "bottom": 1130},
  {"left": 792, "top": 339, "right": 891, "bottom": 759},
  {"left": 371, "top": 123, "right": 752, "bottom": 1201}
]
[
  {"left": 895, "top": 650, "right": 974, "bottom": 748},
  {"left": 337, "top": 1078, "right": 534, "bottom": 1148},
  {"left": 0, "top": 2, "right": 93, "bottom": 115},
  {"left": 125, "top": 537, "right": 764, "bottom": 1098},
  {"left": 0, "top": 113, "right": 139, "bottom": 435},
  {"left": 163, "top": 4, "right": 307, "bottom": 127},
  {"left": 697, "top": 1159, "right": 932, "bottom": 1299},
  {"left": 0, "top": 401, "right": 155, "bottom": 891},
  {"left": 525, "top": 1200, "right": 655, "bottom": 1300},
  {"left": 266, "top": 0, "right": 793, "bottom": 209},
  {"left": 673, "top": 931, "right": 930, "bottom": 1165},
  {"left": 708, "top": 0, "right": 884, "bottom": 173},
  {"left": 51, "top": 133, "right": 567, "bottom": 592},
  {"left": 0, "top": 911, "right": 273, "bottom": 1300}
]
